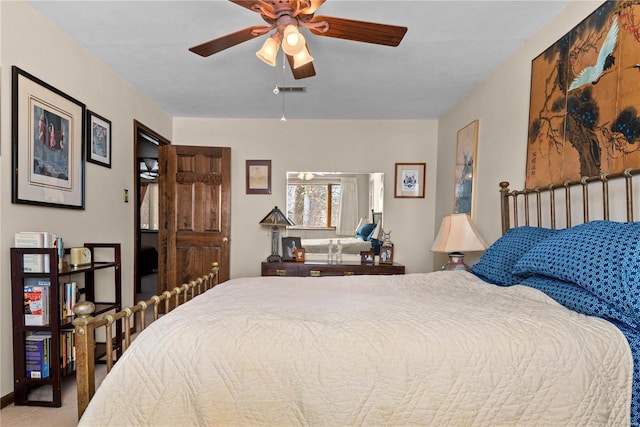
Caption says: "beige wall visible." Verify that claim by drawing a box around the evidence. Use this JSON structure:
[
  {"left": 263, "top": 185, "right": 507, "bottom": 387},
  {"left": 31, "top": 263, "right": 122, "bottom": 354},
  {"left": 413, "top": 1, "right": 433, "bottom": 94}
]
[
  {"left": 173, "top": 118, "right": 439, "bottom": 279},
  {"left": 435, "top": 0, "right": 602, "bottom": 267},
  {"left": 0, "top": 1, "right": 172, "bottom": 399}
]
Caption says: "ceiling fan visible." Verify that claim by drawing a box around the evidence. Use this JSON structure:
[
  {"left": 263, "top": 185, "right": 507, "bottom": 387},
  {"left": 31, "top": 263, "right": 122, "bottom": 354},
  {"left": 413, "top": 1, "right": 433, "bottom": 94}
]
[{"left": 189, "top": 0, "right": 407, "bottom": 80}]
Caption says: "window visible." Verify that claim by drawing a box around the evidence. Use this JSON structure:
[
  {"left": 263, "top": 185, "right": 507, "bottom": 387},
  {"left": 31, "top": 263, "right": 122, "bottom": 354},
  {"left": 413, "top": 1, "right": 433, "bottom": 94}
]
[{"left": 286, "top": 183, "right": 341, "bottom": 228}]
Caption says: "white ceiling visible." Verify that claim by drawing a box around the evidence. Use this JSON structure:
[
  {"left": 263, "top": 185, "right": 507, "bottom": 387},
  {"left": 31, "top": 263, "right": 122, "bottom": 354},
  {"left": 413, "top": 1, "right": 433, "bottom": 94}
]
[{"left": 26, "top": 0, "right": 570, "bottom": 120}]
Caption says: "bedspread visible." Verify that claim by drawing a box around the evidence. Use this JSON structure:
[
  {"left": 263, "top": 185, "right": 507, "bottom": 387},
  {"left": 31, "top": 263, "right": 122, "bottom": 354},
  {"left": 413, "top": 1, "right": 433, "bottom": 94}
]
[{"left": 79, "top": 271, "right": 632, "bottom": 426}]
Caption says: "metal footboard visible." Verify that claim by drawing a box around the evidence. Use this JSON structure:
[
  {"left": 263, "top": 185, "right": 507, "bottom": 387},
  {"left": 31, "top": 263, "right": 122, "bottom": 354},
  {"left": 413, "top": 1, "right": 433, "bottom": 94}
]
[{"left": 72, "top": 263, "right": 219, "bottom": 420}]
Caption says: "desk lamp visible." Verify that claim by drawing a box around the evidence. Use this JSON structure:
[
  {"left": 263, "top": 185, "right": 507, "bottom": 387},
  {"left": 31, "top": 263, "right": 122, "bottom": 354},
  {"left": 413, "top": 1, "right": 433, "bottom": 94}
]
[
  {"left": 431, "top": 213, "right": 487, "bottom": 270},
  {"left": 259, "top": 206, "right": 294, "bottom": 262}
]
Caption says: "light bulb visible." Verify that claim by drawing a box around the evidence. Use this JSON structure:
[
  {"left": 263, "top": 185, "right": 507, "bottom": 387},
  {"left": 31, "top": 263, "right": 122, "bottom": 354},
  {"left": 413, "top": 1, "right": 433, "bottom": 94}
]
[{"left": 281, "top": 25, "right": 305, "bottom": 56}]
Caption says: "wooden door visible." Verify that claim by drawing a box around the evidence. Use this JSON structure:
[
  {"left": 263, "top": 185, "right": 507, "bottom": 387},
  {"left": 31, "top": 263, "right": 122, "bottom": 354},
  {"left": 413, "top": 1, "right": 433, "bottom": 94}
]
[{"left": 158, "top": 145, "right": 230, "bottom": 295}]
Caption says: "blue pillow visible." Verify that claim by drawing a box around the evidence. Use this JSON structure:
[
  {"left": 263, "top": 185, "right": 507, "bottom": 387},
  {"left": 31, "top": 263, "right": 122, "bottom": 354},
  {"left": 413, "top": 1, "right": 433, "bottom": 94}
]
[
  {"left": 356, "top": 223, "right": 376, "bottom": 241},
  {"left": 470, "top": 226, "right": 561, "bottom": 286},
  {"left": 513, "top": 220, "right": 640, "bottom": 322},
  {"left": 623, "top": 227, "right": 640, "bottom": 322},
  {"left": 520, "top": 275, "right": 639, "bottom": 329}
]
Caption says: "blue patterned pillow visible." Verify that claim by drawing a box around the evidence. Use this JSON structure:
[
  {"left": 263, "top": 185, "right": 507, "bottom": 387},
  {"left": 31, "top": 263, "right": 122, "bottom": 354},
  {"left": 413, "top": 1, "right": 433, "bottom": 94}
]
[
  {"left": 520, "top": 275, "right": 639, "bottom": 329},
  {"left": 513, "top": 220, "right": 640, "bottom": 322},
  {"left": 470, "top": 226, "right": 561, "bottom": 286},
  {"left": 624, "top": 233, "right": 640, "bottom": 322}
]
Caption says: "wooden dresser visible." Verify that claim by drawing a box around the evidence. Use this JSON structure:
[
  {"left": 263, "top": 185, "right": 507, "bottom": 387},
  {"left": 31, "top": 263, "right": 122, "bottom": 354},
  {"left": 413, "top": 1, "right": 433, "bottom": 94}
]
[{"left": 261, "top": 261, "right": 405, "bottom": 277}]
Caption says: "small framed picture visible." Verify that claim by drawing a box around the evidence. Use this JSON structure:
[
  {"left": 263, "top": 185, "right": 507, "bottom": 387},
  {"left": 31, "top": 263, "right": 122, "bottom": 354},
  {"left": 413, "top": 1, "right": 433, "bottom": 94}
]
[
  {"left": 246, "top": 159, "right": 271, "bottom": 194},
  {"left": 360, "top": 251, "right": 375, "bottom": 265},
  {"left": 294, "top": 248, "right": 305, "bottom": 263},
  {"left": 394, "top": 162, "right": 426, "bottom": 198},
  {"left": 282, "top": 237, "right": 302, "bottom": 261},
  {"left": 86, "top": 110, "right": 112, "bottom": 168},
  {"left": 379, "top": 245, "right": 394, "bottom": 264}
]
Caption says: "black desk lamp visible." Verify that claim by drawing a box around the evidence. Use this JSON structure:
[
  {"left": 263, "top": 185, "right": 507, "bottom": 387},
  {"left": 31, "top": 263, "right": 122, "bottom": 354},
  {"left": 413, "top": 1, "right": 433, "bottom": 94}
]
[{"left": 259, "top": 206, "right": 294, "bottom": 262}]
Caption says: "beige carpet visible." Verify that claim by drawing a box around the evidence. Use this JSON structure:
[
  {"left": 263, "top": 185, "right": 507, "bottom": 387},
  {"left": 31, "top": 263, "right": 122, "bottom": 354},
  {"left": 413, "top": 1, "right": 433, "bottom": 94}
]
[{"left": 0, "top": 364, "right": 107, "bottom": 426}]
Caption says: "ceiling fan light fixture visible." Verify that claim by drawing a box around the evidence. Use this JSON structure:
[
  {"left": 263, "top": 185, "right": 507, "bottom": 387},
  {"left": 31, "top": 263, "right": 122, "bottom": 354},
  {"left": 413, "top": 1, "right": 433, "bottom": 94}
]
[
  {"left": 292, "top": 45, "right": 314, "bottom": 69},
  {"left": 256, "top": 35, "right": 281, "bottom": 66},
  {"left": 282, "top": 25, "right": 305, "bottom": 55}
]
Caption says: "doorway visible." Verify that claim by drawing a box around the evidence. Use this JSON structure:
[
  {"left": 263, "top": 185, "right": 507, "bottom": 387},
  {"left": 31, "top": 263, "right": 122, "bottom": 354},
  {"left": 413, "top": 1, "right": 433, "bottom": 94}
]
[{"left": 134, "top": 121, "right": 169, "bottom": 303}]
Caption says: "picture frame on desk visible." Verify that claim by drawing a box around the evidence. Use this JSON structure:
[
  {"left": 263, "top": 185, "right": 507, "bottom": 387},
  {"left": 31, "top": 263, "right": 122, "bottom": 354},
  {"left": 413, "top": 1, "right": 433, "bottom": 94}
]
[
  {"left": 380, "top": 245, "right": 394, "bottom": 265},
  {"left": 294, "top": 248, "right": 305, "bottom": 263},
  {"left": 11, "top": 66, "right": 85, "bottom": 209},
  {"left": 360, "top": 251, "right": 375, "bottom": 265},
  {"left": 281, "top": 237, "right": 301, "bottom": 261}
]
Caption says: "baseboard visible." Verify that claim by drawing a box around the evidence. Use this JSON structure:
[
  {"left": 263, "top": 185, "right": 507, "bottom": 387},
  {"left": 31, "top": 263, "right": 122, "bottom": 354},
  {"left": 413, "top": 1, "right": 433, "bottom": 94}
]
[{"left": 1, "top": 391, "right": 14, "bottom": 409}]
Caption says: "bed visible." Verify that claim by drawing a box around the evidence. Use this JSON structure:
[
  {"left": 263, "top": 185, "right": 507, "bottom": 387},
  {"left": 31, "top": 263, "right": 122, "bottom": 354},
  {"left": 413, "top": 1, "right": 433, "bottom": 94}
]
[
  {"left": 74, "top": 169, "right": 640, "bottom": 426},
  {"left": 298, "top": 210, "right": 382, "bottom": 257}
]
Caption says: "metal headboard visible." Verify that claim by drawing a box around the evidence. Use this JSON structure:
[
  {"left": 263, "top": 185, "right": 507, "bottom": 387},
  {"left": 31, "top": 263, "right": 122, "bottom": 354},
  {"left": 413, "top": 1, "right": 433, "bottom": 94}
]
[{"left": 500, "top": 168, "right": 640, "bottom": 235}]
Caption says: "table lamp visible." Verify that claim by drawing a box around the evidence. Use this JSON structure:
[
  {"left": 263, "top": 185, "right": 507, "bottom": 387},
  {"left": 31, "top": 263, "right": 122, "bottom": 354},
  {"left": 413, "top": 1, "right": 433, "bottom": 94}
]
[
  {"left": 431, "top": 213, "right": 488, "bottom": 270},
  {"left": 259, "top": 206, "right": 294, "bottom": 263}
]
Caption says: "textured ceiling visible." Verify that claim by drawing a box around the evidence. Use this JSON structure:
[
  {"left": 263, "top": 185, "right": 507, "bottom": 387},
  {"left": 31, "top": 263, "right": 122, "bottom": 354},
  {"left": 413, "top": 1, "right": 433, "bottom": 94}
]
[{"left": 27, "top": 1, "right": 570, "bottom": 120}]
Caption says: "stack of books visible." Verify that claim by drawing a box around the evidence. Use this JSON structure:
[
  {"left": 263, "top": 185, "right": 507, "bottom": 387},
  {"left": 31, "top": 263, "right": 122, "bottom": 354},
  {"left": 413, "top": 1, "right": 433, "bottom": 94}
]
[{"left": 14, "top": 231, "right": 62, "bottom": 273}]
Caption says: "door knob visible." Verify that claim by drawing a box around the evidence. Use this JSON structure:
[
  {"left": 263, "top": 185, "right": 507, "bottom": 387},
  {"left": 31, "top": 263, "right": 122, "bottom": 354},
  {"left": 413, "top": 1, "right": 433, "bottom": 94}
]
[{"left": 222, "top": 237, "right": 229, "bottom": 243}]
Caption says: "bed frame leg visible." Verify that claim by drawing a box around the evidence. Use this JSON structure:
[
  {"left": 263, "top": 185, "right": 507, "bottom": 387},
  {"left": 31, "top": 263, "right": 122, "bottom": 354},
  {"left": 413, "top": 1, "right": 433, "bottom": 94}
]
[{"left": 73, "top": 302, "right": 97, "bottom": 421}]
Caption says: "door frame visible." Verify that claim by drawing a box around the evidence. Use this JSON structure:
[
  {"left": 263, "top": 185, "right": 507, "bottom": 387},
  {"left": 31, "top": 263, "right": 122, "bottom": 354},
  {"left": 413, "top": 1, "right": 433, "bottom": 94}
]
[{"left": 133, "top": 120, "right": 170, "bottom": 304}]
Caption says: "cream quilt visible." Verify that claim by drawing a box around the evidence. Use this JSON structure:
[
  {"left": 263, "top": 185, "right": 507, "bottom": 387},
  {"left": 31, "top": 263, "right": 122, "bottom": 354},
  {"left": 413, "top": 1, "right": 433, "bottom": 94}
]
[{"left": 79, "top": 271, "right": 632, "bottom": 426}]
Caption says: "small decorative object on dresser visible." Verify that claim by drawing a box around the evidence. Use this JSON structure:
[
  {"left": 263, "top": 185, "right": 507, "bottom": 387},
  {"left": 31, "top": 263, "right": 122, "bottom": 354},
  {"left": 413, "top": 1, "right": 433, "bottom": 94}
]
[
  {"left": 282, "top": 237, "right": 302, "bottom": 261},
  {"left": 294, "top": 248, "right": 305, "bottom": 262},
  {"left": 379, "top": 245, "right": 394, "bottom": 264},
  {"left": 360, "top": 251, "right": 375, "bottom": 264}
]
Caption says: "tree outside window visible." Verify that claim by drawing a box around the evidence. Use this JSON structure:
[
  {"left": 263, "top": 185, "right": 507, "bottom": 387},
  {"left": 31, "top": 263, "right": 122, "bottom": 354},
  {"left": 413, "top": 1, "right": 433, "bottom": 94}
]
[{"left": 287, "top": 183, "right": 341, "bottom": 228}]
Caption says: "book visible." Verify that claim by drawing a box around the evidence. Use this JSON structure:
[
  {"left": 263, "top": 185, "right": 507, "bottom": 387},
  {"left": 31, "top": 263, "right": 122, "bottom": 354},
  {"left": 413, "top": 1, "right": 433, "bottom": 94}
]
[
  {"left": 14, "top": 231, "right": 57, "bottom": 273},
  {"left": 14, "top": 232, "right": 45, "bottom": 273},
  {"left": 24, "top": 282, "right": 50, "bottom": 326},
  {"left": 59, "top": 282, "right": 78, "bottom": 319},
  {"left": 25, "top": 333, "right": 51, "bottom": 379}
]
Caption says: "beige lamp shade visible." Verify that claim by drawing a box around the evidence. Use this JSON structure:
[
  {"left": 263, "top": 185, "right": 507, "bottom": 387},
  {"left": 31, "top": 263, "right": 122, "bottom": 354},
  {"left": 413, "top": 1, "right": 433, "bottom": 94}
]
[
  {"left": 431, "top": 213, "right": 488, "bottom": 253},
  {"left": 282, "top": 25, "right": 306, "bottom": 56},
  {"left": 256, "top": 35, "right": 280, "bottom": 67},
  {"left": 292, "top": 45, "right": 314, "bottom": 69}
]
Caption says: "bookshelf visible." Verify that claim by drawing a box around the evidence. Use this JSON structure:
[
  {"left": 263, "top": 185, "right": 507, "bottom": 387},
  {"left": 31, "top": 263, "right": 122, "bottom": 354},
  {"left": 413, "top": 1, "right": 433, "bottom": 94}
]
[{"left": 10, "top": 243, "right": 121, "bottom": 407}]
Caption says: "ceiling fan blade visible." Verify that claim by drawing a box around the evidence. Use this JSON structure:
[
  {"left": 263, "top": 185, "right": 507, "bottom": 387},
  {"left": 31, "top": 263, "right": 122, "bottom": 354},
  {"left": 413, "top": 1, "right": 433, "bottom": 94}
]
[
  {"left": 228, "top": 0, "right": 274, "bottom": 14},
  {"left": 309, "top": 16, "right": 407, "bottom": 47},
  {"left": 189, "top": 26, "right": 269, "bottom": 57},
  {"left": 287, "top": 54, "right": 316, "bottom": 80}
]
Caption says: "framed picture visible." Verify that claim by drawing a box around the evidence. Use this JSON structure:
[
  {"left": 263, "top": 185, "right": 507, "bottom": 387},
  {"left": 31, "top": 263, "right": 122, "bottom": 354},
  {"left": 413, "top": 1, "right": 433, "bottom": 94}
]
[
  {"left": 394, "top": 163, "right": 426, "bottom": 198},
  {"left": 12, "top": 66, "right": 85, "bottom": 209},
  {"left": 281, "top": 237, "right": 301, "bottom": 261},
  {"left": 246, "top": 160, "right": 271, "bottom": 194},
  {"left": 379, "top": 245, "right": 394, "bottom": 265},
  {"left": 86, "top": 110, "right": 111, "bottom": 168},
  {"left": 360, "top": 251, "right": 375, "bottom": 265},
  {"left": 454, "top": 120, "right": 479, "bottom": 217},
  {"left": 294, "top": 248, "right": 305, "bottom": 263}
]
